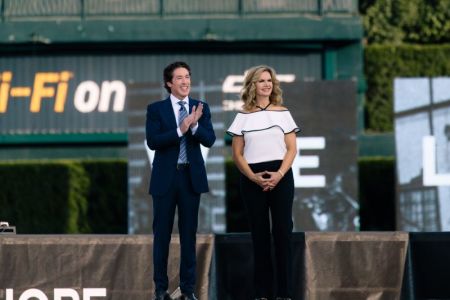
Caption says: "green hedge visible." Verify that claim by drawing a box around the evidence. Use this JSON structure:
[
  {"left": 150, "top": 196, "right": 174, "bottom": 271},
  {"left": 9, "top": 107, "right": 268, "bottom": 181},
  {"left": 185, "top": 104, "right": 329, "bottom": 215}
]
[
  {"left": 365, "top": 44, "right": 450, "bottom": 132},
  {"left": 80, "top": 160, "right": 128, "bottom": 234},
  {"left": 363, "top": 0, "right": 450, "bottom": 44},
  {"left": 0, "top": 160, "right": 127, "bottom": 234},
  {"left": 226, "top": 157, "right": 396, "bottom": 232}
]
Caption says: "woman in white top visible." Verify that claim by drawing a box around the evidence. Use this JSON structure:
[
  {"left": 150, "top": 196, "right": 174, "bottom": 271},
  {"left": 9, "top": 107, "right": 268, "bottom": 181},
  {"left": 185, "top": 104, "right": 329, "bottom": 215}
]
[{"left": 227, "top": 65, "right": 299, "bottom": 300}]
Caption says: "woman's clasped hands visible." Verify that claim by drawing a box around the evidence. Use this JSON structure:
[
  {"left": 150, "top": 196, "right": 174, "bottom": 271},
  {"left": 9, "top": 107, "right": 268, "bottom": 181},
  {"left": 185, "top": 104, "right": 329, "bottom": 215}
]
[{"left": 252, "top": 170, "right": 283, "bottom": 192}]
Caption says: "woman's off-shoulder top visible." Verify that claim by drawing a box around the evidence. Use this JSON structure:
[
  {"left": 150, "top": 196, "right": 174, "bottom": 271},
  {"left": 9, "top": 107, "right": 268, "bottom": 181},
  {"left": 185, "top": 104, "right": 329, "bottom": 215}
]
[{"left": 227, "top": 110, "right": 300, "bottom": 164}]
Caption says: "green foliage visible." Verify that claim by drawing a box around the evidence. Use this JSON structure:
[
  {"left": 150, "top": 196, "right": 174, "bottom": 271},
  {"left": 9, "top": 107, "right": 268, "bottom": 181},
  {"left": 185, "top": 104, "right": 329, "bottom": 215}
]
[
  {"left": 365, "top": 44, "right": 450, "bottom": 132},
  {"left": 0, "top": 161, "right": 89, "bottom": 233},
  {"left": 359, "top": 0, "right": 377, "bottom": 14},
  {"left": 66, "top": 163, "right": 91, "bottom": 233},
  {"left": 0, "top": 160, "right": 127, "bottom": 234},
  {"left": 363, "top": 0, "right": 450, "bottom": 44},
  {"left": 80, "top": 160, "right": 128, "bottom": 234},
  {"left": 358, "top": 157, "right": 396, "bottom": 230}
]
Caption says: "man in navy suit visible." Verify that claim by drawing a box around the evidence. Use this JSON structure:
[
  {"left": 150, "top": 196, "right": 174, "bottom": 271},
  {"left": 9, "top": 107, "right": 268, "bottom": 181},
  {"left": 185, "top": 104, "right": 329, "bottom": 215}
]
[{"left": 146, "top": 61, "right": 216, "bottom": 300}]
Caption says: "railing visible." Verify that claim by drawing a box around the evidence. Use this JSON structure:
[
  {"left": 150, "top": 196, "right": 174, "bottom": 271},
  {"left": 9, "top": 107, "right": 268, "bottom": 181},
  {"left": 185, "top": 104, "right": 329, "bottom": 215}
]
[{"left": 0, "top": 0, "right": 358, "bottom": 20}]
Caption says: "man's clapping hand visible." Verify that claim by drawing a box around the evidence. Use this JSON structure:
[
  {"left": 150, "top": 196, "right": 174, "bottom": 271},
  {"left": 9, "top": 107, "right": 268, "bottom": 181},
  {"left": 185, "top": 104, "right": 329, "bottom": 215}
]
[
  {"left": 180, "top": 114, "right": 194, "bottom": 134},
  {"left": 189, "top": 103, "right": 203, "bottom": 128}
]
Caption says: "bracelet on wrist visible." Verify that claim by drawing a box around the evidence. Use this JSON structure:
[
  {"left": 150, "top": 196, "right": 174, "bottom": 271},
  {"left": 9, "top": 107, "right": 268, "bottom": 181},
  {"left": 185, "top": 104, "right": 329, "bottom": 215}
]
[{"left": 277, "top": 170, "right": 284, "bottom": 177}]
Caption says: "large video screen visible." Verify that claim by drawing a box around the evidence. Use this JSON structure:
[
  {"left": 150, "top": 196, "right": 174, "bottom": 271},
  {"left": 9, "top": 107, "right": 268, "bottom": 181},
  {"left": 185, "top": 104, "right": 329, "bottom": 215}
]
[{"left": 394, "top": 77, "right": 450, "bottom": 231}]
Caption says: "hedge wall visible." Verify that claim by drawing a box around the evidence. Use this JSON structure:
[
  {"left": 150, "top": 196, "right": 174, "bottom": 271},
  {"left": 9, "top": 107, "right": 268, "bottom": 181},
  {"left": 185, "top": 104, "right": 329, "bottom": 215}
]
[
  {"left": 365, "top": 44, "right": 450, "bottom": 132},
  {"left": 362, "top": 0, "right": 450, "bottom": 44},
  {"left": 80, "top": 160, "right": 128, "bottom": 234},
  {"left": 226, "top": 157, "right": 396, "bottom": 232},
  {"left": 0, "top": 160, "right": 127, "bottom": 234}
]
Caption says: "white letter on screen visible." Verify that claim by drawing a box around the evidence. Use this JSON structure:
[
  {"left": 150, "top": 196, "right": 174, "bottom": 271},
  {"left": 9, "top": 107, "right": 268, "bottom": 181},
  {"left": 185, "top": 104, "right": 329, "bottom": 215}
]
[
  {"left": 292, "top": 137, "right": 326, "bottom": 188},
  {"left": 54, "top": 288, "right": 80, "bottom": 300}
]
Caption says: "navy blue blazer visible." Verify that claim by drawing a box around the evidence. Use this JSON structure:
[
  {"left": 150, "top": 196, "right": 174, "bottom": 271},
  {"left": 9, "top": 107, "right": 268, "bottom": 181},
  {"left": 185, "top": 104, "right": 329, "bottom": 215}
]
[{"left": 146, "top": 97, "right": 216, "bottom": 196}]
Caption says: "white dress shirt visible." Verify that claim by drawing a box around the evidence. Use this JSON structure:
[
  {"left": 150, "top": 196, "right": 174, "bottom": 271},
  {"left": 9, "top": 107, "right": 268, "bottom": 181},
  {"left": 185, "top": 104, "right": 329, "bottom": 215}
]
[{"left": 170, "top": 94, "right": 199, "bottom": 137}]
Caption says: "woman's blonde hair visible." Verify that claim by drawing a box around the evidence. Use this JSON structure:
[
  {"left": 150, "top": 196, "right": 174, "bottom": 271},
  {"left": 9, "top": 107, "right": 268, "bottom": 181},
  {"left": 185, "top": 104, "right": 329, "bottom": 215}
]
[{"left": 241, "top": 65, "right": 283, "bottom": 111}]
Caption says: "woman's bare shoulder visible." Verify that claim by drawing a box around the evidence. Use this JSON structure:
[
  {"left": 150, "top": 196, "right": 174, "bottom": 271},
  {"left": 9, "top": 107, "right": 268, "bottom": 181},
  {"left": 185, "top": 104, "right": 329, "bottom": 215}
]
[
  {"left": 240, "top": 108, "right": 260, "bottom": 113},
  {"left": 269, "top": 105, "right": 288, "bottom": 111}
]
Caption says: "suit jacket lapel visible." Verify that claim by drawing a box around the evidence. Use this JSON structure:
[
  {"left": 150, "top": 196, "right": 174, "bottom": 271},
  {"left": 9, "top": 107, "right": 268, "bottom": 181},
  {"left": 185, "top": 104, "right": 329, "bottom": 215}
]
[
  {"left": 188, "top": 97, "right": 196, "bottom": 114},
  {"left": 164, "top": 97, "right": 178, "bottom": 128}
]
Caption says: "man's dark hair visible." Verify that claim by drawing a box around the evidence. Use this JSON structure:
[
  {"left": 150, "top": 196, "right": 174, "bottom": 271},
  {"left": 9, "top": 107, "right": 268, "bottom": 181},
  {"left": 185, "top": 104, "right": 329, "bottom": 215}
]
[{"left": 163, "top": 61, "right": 191, "bottom": 94}]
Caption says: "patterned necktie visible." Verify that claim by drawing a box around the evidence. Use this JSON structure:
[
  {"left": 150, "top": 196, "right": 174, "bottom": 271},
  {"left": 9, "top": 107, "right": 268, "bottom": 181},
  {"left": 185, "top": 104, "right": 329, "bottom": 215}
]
[{"left": 178, "top": 101, "right": 188, "bottom": 163}]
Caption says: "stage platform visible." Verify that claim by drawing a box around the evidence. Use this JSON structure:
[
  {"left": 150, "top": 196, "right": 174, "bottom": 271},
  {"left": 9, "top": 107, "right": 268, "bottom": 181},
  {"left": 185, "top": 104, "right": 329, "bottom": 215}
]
[{"left": 0, "top": 232, "right": 449, "bottom": 300}]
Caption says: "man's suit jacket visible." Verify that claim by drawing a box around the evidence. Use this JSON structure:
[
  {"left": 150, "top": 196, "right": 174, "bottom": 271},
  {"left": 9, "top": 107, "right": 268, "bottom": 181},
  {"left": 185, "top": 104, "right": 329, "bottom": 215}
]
[{"left": 146, "top": 97, "right": 216, "bottom": 196}]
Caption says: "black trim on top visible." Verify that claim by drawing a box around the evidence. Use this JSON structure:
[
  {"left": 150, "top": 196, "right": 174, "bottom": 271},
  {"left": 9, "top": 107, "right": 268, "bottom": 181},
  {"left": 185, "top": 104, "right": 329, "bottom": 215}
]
[
  {"left": 226, "top": 125, "right": 300, "bottom": 137},
  {"left": 236, "top": 109, "right": 289, "bottom": 115}
]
